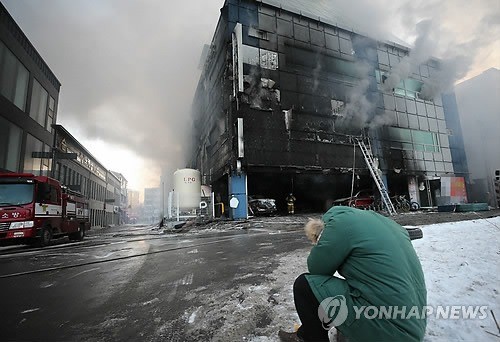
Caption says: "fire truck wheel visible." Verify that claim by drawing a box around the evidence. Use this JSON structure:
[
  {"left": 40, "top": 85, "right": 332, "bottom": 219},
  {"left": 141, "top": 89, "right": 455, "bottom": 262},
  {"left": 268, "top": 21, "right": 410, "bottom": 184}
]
[
  {"left": 70, "top": 225, "right": 85, "bottom": 241},
  {"left": 39, "top": 226, "right": 52, "bottom": 247}
]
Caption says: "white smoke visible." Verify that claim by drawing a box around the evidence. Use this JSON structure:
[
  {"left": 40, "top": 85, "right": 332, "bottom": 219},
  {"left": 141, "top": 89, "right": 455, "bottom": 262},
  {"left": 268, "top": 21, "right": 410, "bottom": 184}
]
[
  {"left": 336, "top": 60, "right": 377, "bottom": 131},
  {"left": 382, "top": 19, "right": 436, "bottom": 93},
  {"left": 312, "top": 54, "right": 322, "bottom": 93}
]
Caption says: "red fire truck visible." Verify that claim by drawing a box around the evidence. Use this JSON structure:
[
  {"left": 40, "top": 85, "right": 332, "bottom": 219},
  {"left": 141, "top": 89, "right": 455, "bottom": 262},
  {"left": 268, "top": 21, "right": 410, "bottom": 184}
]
[{"left": 0, "top": 173, "right": 90, "bottom": 247}]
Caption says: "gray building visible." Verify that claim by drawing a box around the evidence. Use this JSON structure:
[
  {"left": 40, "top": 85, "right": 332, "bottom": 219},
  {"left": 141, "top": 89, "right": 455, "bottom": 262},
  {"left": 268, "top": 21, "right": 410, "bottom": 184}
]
[
  {"left": 455, "top": 68, "right": 500, "bottom": 207},
  {"left": 53, "top": 125, "right": 121, "bottom": 227},
  {"left": 111, "top": 171, "right": 129, "bottom": 224},
  {"left": 143, "top": 187, "right": 160, "bottom": 224},
  {"left": 127, "top": 189, "right": 141, "bottom": 223},
  {"left": 190, "top": 0, "right": 469, "bottom": 214},
  {"left": 0, "top": 2, "right": 60, "bottom": 175}
]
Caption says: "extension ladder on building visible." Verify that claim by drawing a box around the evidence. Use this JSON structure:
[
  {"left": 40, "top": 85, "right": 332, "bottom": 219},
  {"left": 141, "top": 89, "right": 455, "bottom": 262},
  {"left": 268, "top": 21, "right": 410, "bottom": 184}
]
[{"left": 357, "top": 139, "right": 397, "bottom": 216}]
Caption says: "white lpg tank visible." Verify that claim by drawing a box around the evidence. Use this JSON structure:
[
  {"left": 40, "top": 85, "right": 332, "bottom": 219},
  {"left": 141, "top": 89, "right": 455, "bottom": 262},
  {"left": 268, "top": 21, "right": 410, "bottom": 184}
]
[{"left": 173, "top": 168, "right": 201, "bottom": 210}]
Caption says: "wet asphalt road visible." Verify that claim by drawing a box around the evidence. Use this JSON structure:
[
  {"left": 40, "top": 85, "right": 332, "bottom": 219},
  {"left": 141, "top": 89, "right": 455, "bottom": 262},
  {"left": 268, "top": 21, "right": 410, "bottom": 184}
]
[
  {"left": 0, "top": 222, "right": 308, "bottom": 341},
  {"left": 1, "top": 210, "right": 499, "bottom": 341}
]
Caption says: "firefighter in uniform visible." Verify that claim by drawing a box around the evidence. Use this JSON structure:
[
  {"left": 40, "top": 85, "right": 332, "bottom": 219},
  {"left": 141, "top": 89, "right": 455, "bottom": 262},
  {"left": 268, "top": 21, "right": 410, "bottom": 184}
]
[{"left": 286, "top": 193, "right": 296, "bottom": 214}]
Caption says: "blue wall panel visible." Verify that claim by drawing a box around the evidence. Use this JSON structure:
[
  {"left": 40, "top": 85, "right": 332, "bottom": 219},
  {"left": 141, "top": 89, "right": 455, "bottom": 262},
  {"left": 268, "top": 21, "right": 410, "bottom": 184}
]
[{"left": 229, "top": 171, "right": 248, "bottom": 219}]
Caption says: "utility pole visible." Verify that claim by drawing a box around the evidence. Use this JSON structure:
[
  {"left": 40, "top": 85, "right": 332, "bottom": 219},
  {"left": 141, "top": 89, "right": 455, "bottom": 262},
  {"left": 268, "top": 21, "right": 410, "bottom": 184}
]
[
  {"left": 51, "top": 124, "right": 57, "bottom": 178},
  {"left": 160, "top": 180, "right": 165, "bottom": 221}
]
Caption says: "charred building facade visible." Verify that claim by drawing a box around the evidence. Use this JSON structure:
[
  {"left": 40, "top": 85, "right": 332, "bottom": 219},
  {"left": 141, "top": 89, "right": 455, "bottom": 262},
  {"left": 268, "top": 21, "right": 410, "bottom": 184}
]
[{"left": 190, "top": 0, "right": 468, "bottom": 216}]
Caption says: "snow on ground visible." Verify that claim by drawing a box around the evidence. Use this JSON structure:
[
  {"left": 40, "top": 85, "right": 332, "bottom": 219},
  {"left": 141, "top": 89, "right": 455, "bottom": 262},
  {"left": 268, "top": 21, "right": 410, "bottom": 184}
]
[
  {"left": 180, "top": 248, "right": 308, "bottom": 341},
  {"left": 153, "top": 214, "right": 313, "bottom": 236},
  {"left": 180, "top": 216, "right": 500, "bottom": 341},
  {"left": 412, "top": 216, "right": 500, "bottom": 341}
]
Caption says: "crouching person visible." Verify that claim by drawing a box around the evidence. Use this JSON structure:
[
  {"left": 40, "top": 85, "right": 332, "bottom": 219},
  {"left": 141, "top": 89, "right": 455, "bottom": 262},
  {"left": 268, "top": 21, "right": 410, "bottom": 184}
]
[{"left": 279, "top": 206, "right": 427, "bottom": 342}]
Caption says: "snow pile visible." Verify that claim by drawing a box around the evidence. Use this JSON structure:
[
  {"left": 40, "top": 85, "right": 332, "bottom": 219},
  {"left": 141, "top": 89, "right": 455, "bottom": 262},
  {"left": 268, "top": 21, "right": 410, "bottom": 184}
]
[{"left": 412, "top": 216, "right": 500, "bottom": 341}]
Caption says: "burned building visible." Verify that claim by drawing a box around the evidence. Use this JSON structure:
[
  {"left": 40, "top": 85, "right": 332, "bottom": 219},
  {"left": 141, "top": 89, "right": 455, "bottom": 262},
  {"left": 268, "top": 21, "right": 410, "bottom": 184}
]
[{"left": 190, "top": 0, "right": 468, "bottom": 217}]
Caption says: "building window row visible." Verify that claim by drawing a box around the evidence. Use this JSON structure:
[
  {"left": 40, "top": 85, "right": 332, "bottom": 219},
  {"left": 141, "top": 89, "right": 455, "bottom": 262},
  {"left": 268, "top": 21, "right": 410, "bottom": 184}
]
[
  {"left": 383, "top": 93, "right": 444, "bottom": 120},
  {"left": 88, "top": 180, "right": 106, "bottom": 202},
  {"left": 376, "top": 70, "right": 444, "bottom": 107},
  {"left": 377, "top": 48, "right": 434, "bottom": 81},
  {"left": 54, "top": 162, "right": 111, "bottom": 202},
  {"left": 256, "top": 10, "right": 354, "bottom": 58},
  {"left": 89, "top": 209, "right": 118, "bottom": 227},
  {"left": 387, "top": 127, "right": 440, "bottom": 153},
  {"left": 52, "top": 162, "right": 120, "bottom": 227},
  {"left": 90, "top": 209, "right": 106, "bottom": 227}
]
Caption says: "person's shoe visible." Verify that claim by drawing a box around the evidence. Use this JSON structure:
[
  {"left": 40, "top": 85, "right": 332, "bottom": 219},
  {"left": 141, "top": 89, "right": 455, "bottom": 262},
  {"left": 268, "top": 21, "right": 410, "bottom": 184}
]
[{"left": 278, "top": 329, "right": 304, "bottom": 342}]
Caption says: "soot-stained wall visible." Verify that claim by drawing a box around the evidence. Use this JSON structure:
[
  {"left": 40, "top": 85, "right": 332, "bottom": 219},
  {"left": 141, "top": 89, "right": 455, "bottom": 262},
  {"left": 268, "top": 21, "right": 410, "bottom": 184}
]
[{"left": 191, "top": 0, "right": 468, "bottom": 209}]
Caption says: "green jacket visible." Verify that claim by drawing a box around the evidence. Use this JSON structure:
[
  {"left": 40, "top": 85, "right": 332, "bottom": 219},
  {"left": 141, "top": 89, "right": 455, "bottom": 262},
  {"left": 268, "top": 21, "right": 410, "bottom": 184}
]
[{"left": 305, "top": 206, "right": 426, "bottom": 342}]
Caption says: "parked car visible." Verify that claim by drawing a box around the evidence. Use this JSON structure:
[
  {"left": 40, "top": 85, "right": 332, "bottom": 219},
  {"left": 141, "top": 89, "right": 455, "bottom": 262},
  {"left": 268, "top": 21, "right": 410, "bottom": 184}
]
[
  {"left": 248, "top": 196, "right": 277, "bottom": 216},
  {"left": 333, "top": 189, "right": 374, "bottom": 209}
]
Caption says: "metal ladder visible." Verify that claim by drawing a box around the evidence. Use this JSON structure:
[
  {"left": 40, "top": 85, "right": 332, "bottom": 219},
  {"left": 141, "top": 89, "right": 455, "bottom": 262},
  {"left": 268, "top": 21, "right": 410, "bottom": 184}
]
[{"left": 357, "top": 138, "right": 397, "bottom": 216}]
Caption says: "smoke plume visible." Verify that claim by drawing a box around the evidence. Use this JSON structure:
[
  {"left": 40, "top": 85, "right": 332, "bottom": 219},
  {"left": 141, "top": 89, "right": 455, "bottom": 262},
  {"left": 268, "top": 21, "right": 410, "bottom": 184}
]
[
  {"left": 4, "top": 0, "right": 498, "bottom": 188},
  {"left": 336, "top": 60, "right": 376, "bottom": 132},
  {"left": 3, "top": 0, "right": 223, "bottom": 189}
]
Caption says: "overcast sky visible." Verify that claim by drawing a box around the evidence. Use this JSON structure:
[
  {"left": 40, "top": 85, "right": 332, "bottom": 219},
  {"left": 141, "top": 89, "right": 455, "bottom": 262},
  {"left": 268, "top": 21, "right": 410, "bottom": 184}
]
[{"left": 3, "top": 0, "right": 499, "bottom": 192}]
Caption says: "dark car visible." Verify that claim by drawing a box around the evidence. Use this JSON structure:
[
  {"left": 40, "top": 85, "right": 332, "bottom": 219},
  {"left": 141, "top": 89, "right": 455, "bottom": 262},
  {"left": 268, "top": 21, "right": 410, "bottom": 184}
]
[
  {"left": 333, "top": 189, "right": 374, "bottom": 209},
  {"left": 248, "top": 196, "right": 277, "bottom": 216}
]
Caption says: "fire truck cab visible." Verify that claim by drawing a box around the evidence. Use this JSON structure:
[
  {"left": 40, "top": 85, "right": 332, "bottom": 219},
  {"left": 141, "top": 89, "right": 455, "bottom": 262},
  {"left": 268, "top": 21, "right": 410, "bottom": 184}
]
[{"left": 0, "top": 173, "right": 90, "bottom": 247}]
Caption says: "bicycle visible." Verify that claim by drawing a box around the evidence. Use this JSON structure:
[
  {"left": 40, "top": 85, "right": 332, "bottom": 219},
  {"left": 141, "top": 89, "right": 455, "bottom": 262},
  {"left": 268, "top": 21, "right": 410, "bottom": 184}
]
[
  {"left": 391, "top": 195, "right": 420, "bottom": 212},
  {"left": 391, "top": 195, "right": 411, "bottom": 212}
]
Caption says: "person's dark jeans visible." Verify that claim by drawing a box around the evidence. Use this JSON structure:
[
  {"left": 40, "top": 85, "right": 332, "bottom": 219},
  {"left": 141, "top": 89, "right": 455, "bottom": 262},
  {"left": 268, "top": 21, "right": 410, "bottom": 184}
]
[{"left": 294, "top": 273, "right": 330, "bottom": 342}]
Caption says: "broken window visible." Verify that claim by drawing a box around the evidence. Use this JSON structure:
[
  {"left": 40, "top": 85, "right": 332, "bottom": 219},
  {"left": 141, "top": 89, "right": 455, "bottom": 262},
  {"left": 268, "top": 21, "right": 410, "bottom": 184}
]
[
  {"left": 248, "top": 27, "right": 269, "bottom": 41},
  {"left": 260, "top": 49, "right": 278, "bottom": 70},
  {"left": 331, "top": 100, "right": 345, "bottom": 115},
  {"left": 241, "top": 45, "right": 260, "bottom": 65},
  {"left": 392, "top": 78, "right": 424, "bottom": 100},
  {"left": 241, "top": 44, "right": 278, "bottom": 70}
]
